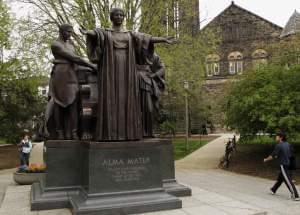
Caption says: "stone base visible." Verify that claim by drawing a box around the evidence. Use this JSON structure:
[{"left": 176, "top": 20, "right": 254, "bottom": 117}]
[
  {"left": 31, "top": 139, "right": 187, "bottom": 214},
  {"left": 163, "top": 179, "right": 192, "bottom": 197},
  {"left": 31, "top": 182, "right": 79, "bottom": 210},
  {"left": 31, "top": 140, "right": 82, "bottom": 210},
  {"left": 158, "top": 140, "right": 192, "bottom": 197},
  {"left": 71, "top": 188, "right": 181, "bottom": 215}
]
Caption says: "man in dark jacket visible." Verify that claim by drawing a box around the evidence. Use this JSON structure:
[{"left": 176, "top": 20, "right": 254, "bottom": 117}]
[{"left": 264, "top": 132, "right": 299, "bottom": 201}]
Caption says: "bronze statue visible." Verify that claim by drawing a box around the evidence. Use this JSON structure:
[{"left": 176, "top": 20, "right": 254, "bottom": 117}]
[
  {"left": 48, "top": 24, "right": 97, "bottom": 140},
  {"left": 81, "top": 8, "right": 175, "bottom": 141},
  {"left": 138, "top": 47, "right": 166, "bottom": 137}
]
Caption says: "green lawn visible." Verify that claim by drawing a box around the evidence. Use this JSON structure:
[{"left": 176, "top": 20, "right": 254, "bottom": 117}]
[
  {"left": 173, "top": 138, "right": 209, "bottom": 160},
  {"left": 0, "top": 139, "right": 7, "bottom": 145},
  {"left": 239, "top": 135, "right": 300, "bottom": 145}
]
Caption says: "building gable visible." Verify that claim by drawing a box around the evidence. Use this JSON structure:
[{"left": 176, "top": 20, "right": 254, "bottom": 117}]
[{"left": 203, "top": 2, "right": 282, "bottom": 43}]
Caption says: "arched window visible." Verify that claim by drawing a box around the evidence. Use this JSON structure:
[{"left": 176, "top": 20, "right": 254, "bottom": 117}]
[
  {"left": 228, "top": 51, "right": 243, "bottom": 75},
  {"left": 252, "top": 49, "right": 268, "bottom": 66},
  {"left": 206, "top": 54, "right": 220, "bottom": 77}
]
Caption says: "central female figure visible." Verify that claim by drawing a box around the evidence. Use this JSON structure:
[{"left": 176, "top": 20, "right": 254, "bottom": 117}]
[{"left": 82, "top": 8, "right": 173, "bottom": 141}]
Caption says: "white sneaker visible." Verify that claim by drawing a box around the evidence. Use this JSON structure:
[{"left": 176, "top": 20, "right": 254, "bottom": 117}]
[
  {"left": 270, "top": 189, "right": 275, "bottom": 195},
  {"left": 294, "top": 197, "right": 300, "bottom": 201}
]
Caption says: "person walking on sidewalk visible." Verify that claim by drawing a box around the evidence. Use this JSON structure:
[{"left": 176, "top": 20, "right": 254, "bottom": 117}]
[{"left": 264, "top": 132, "right": 299, "bottom": 201}]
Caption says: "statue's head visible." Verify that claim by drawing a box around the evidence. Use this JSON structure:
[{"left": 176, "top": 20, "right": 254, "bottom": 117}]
[
  {"left": 110, "top": 8, "right": 125, "bottom": 26},
  {"left": 59, "top": 23, "right": 74, "bottom": 41}
]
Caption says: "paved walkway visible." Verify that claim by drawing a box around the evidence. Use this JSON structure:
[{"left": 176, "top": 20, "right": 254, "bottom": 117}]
[
  {"left": 1, "top": 134, "right": 300, "bottom": 214},
  {"left": 176, "top": 133, "right": 235, "bottom": 170},
  {"left": 0, "top": 168, "right": 15, "bottom": 206}
]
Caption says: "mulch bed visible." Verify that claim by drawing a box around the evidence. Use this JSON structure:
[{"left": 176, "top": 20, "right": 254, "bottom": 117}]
[
  {"left": 226, "top": 144, "right": 300, "bottom": 185},
  {"left": 0, "top": 145, "right": 19, "bottom": 170}
]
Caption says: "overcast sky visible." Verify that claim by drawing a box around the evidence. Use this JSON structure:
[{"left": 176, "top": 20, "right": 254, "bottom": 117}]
[
  {"left": 200, "top": 0, "right": 300, "bottom": 28},
  {"left": 7, "top": 0, "right": 300, "bottom": 29}
]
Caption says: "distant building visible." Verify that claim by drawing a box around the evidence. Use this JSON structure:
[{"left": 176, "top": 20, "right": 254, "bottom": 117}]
[
  {"left": 201, "top": 1, "right": 300, "bottom": 129},
  {"left": 203, "top": 1, "right": 282, "bottom": 79},
  {"left": 280, "top": 10, "right": 300, "bottom": 38}
]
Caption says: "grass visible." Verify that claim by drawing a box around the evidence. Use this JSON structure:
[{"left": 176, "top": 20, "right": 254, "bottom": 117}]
[
  {"left": 0, "top": 139, "right": 7, "bottom": 145},
  {"left": 173, "top": 138, "right": 209, "bottom": 160},
  {"left": 239, "top": 135, "right": 300, "bottom": 145}
]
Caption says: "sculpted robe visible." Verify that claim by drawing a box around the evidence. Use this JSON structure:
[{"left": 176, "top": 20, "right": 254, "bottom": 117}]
[{"left": 86, "top": 29, "right": 152, "bottom": 141}]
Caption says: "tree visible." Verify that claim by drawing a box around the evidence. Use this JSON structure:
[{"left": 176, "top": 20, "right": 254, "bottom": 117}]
[
  {"left": 12, "top": 0, "right": 218, "bottom": 134},
  {"left": 225, "top": 33, "right": 300, "bottom": 136},
  {"left": 0, "top": 1, "right": 47, "bottom": 143},
  {"left": 225, "top": 64, "right": 300, "bottom": 136},
  {"left": 0, "top": 0, "right": 11, "bottom": 62}
]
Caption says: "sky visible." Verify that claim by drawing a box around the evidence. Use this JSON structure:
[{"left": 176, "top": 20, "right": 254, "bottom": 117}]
[
  {"left": 200, "top": 0, "right": 300, "bottom": 29},
  {"left": 6, "top": 0, "right": 300, "bottom": 30}
]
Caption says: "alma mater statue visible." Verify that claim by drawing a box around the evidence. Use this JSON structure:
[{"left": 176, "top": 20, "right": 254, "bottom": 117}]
[{"left": 81, "top": 8, "right": 175, "bottom": 141}]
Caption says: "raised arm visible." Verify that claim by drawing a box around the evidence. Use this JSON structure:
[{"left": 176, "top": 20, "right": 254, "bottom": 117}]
[{"left": 79, "top": 25, "right": 97, "bottom": 37}]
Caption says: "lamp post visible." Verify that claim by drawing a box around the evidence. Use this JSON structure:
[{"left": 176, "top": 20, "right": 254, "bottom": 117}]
[{"left": 183, "top": 81, "right": 189, "bottom": 153}]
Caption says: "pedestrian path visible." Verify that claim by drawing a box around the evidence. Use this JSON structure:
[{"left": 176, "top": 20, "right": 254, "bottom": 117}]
[
  {"left": 0, "top": 168, "right": 15, "bottom": 206},
  {"left": 176, "top": 133, "right": 235, "bottom": 170},
  {"left": 1, "top": 134, "right": 299, "bottom": 214}
]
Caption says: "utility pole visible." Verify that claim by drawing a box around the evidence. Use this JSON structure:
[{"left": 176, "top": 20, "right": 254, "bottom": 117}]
[{"left": 183, "top": 81, "right": 189, "bottom": 153}]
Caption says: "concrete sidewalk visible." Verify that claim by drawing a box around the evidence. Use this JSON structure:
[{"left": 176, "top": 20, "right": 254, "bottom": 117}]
[
  {"left": 2, "top": 169, "right": 299, "bottom": 214},
  {"left": 0, "top": 172, "right": 267, "bottom": 215},
  {"left": 176, "top": 133, "right": 235, "bottom": 170},
  {"left": 1, "top": 134, "right": 299, "bottom": 214},
  {"left": 0, "top": 168, "right": 15, "bottom": 206}
]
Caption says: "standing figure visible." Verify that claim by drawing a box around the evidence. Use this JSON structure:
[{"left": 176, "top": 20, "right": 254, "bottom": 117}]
[
  {"left": 81, "top": 8, "right": 175, "bottom": 141},
  {"left": 49, "top": 24, "right": 97, "bottom": 140},
  {"left": 17, "top": 134, "right": 32, "bottom": 166},
  {"left": 264, "top": 132, "right": 300, "bottom": 201},
  {"left": 138, "top": 47, "right": 166, "bottom": 137}
]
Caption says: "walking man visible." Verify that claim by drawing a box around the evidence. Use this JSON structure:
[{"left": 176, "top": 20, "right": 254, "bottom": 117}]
[{"left": 264, "top": 132, "right": 299, "bottom": 201}]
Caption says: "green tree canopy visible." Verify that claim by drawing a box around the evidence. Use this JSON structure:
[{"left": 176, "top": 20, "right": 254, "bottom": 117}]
[
  {"left": 0, "top": 1, "right": 47, "bottom": 143},
  {"left": 0, "top": 0, "right": 11, "bottom": 61},
  {"left": 225, "top": 64, "right": 300, "bottom": 136}
]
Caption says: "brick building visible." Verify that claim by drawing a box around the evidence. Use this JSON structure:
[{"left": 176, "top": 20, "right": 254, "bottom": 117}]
[
  {"left": 203, "top": 1, "right": 282, "bottom": 79},
  {"left": 201, "top": 1, "right": 300, "bottom": 130}
]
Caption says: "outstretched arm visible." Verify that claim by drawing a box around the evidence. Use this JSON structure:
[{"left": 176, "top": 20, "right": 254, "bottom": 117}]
[
  {"left": 150, "top": 36, "right": 177, "bottom": 44},
  {"left": 79, "top": 25, "right": 96, "bottom": 37}
]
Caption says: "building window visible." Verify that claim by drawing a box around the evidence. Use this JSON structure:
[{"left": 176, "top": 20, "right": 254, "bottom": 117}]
[
  {"left": 206, "top": 54, "right": 220, "bottom": 77},
  {"left": 228, "top": 51, "right": 243, "bottom": 75},
  {"left": 252, "top": 49, "right": 268, "bottom": 67}
]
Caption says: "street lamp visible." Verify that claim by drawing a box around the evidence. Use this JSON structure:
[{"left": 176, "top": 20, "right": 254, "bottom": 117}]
[{"left": 183, "top": 81, "right": 189, "bottom": 153}]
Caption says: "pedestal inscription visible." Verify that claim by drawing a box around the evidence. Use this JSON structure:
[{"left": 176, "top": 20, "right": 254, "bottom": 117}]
[
  {"left": 103, "top": 157, "right": 150, "bottom": 183},
  {"left": 86, "top": 146, "right": 161, "bottom": 193}
]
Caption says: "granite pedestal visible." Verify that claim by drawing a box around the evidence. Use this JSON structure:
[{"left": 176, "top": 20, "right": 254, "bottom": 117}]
[
  {"left": 31, "top": 139, "right": 188, "bottom": 214},
  {"left": 70, "top": 139, "right": 181, "bottom": 214},
  {"left": 158, "top": 141, "right": 192, "bottom": 197},
  {"left": 31, "top": 140, "right": 82, "bottom": 210}
]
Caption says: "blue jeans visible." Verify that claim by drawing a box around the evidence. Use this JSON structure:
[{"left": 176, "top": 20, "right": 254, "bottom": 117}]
[{"left": 20, "top": 152, "right": 30, "bottom": 166}]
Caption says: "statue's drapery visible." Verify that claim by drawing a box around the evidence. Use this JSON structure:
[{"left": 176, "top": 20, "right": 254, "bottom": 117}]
[{"left": 86, "top": 29, "right": 152, "bottom": 141}]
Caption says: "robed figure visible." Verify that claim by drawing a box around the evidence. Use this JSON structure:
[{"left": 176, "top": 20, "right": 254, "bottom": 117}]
[
  {"left": 82, "top": 8, "right": 175, "bottom": 141},
  {"left": 138, "top": 50, "right": 166, "bottom": 137}
]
